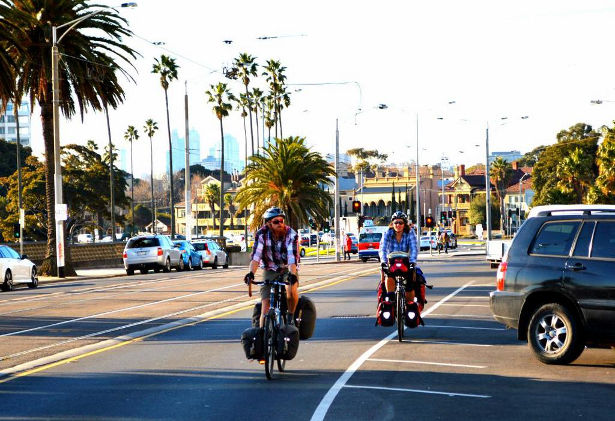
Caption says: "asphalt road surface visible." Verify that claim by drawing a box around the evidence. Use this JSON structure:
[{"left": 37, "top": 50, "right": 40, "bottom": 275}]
[{"left": 1, "top": 256, "right": 614, "bottom": 420}]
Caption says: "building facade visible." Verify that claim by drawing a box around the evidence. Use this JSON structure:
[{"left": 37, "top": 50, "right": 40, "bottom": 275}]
[{"left": 0, "top": 100, "right": 31, "bottom": 147}]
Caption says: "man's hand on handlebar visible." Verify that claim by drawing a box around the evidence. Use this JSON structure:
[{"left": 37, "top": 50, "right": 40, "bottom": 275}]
[
  {"left": 244, "top": 271, "right": 255, "bottom": 285},
  {"left": 380, "top": 262, "right": 388, "bottom": 271}
]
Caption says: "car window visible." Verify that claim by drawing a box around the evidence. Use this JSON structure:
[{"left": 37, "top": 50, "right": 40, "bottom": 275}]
[
  {"left": 530, "top": 221, "right": 580, "bottom": 256},
  {"left": 0, "top": 247, "right": 8, "bottom": 258},
  {"left": 359, "top": 233, "right": 382, "bottom": 242},
  {"left": 590, "top": 221, "right": 615, "bottom": 259},
  {"left": 572, "top": 221, "right": 595, "bottom": 257},
  {"left": 127, "top": 237, "right": 160, "bottom": 249},
  {"left": 208, "top": 241, "right": 219, "bottom": 251},
  {"left": 192, "top": 243, "right": 207, "bottom": 251}
]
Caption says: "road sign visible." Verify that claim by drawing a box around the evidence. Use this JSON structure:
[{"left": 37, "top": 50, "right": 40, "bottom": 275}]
[{"left": 55, "top": 204, "right": 67, "bottom": 221}]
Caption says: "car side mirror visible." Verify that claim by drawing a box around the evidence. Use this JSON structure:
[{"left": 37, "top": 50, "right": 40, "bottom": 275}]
[{"left": 21, "top": 254, "right": 28, "bottom": 260}]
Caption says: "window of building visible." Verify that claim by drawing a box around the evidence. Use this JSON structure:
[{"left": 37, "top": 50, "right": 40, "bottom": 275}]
[
  {"left": 7, "top": 127, "right": 15, "bottom": 134},
  {"left": 0, "top": 127, "right": 4, "bottom": 134}
]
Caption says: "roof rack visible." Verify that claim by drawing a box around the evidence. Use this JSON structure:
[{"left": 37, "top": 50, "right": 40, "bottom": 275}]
[{"left": 528, "top": 204, "right": 615, "bottom": 218}]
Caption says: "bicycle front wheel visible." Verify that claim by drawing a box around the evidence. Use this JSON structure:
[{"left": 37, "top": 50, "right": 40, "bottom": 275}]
[
  {"left": 264, "top": 313, "right": 276, "bottom": 380},
  {"left": 397, "top": 290, "right": 404, "bottom": 342}
]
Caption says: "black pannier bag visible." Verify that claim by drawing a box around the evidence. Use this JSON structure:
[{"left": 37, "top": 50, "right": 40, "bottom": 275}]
[
  {"left": 252, "top": 303, "right": 262, "bottom": 328},
  {"left": 277, "top": 324, "right": 300, "bottom": 360},
  {"left": 376, "top": 292, "right": 395, "bottom": 326},
  {"left": 294, "top": 295, "right": 317, "bottom": 340},
  {"left": 404, "top": 301, "right": 423, "bottom": 328},
  {"left": 241, "top": 327, "right": 264, "bottom": 360}
]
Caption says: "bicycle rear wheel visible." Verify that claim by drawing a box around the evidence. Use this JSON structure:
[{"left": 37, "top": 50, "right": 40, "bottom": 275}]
[
  {"left": 264, "top": 313, "right": 276, "bottom": 380},
  {"left": 277, "top": 357, "right": 286, "bottom": 372},
  {"left": 397, "top": 290, "right": 404, "bottom": 342}
]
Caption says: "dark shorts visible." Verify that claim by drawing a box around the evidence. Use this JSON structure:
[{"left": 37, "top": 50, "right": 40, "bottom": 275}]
[{"left": 259, "top": 271, "right": 298, "bottom": 300}]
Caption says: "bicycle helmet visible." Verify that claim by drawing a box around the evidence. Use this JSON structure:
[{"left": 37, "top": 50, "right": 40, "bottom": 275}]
[
  {"left": 391, "top": 211, "right": 408, "bottom": 223},
  {"left": 263, "top": 206, "right": 286, "bottom": 222}
]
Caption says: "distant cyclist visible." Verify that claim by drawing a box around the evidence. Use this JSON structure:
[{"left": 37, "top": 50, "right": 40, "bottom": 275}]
[
  {"left": 379, "top": 211, "right": 418, "bottom": 302},
  {"left": 244, "top": 207, "right": 299, "bottom": 327}
]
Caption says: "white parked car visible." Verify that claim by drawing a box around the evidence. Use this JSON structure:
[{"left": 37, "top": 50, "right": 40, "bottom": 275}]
[
  {"left": 419, "top": 235, "right": 432, "bottom": 251},
  {"left": 191, "top": 239, "right": 229, "bottom": 269},
  {"left": 122, "top": 235, "right": 183, "bottom": 275},
  {"left": 0, "top": 245, "right": 38, "bottom": 291}
]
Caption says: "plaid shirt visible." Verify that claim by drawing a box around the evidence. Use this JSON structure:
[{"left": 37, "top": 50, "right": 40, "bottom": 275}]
[
  {"left": 251, "top": 225, "right": 299, "bottom": 272},
  {"left": 379, "top": 228, "right": 418, "bottom": 263}
]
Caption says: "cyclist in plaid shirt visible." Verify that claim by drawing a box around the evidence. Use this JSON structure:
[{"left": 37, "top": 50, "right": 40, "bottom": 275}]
[
  {"left": 244, "top": 207, "right": 299, "bottom": 327},
  {"left": 379, "top": 211, "right": 418, "bottom": 299}
]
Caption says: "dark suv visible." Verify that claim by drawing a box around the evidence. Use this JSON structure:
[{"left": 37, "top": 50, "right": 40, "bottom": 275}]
[{"left": 490, "top": 205, "right": 615, "bottom": 364}]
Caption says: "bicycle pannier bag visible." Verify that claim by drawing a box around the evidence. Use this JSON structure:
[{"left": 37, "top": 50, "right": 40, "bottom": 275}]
[
  {"left": 251, "top": 303, "right": 262, "bottom": 328},
  {"left": 278, "top": 324, "right": 300, "bottom": 360},
  {"left": 404, "top": 301, "right": 423, "bottom": 328},
  {"left": 376, "top": 292, "right": 395, "bottom": 326},
  {"left": 241, "top": 327, "right": 264, "bottom": 360},
  {"left": 294, "top": 295, "right": 317, "bottom": 340}
]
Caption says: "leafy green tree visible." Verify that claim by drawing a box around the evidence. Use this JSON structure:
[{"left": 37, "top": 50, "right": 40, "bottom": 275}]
[
  {"left": 532, "top": 123, "right": 599, "bottom": 205},
  {"left": 468, "top": 194, "right": 500, "bottom": 230},
  {"left": 124, "top": 126, "right": 139, "bottom": 234},
  {"left": 0, "top": 138, "right": 31, "bottom": 192},
  {"left": 516, "top": 145, "right": 545, "bottom": 167},
  {"left": 206, "top": 82, "right": 235, "bottom": 236},
  {"left": 204, "top": 183, "right": 221, "bottom": 231},
  {"left": 556, "top": 147, "right": 594, "bottom": 203},
  {"left": 347, "top": 148, "right": 388, "bottom": 175},
  {"left": 0, "top": 0, "right": 137, "bottom": 275},
  {"left": 126, "top": 204, "right": 152, "bottom": 232},
  {"left": 143, "top": 119, "right": 158, "bottom": 232},
  {"left": 224, "top": 193, "right": 236, "bottom": 229},
  {"left": 490, "top": 157, "right": 512, "bottom": 234},
  {"left": 594, "top": 123, "right": 615, "bottom": 202},
  {"left": 233, "top": 53, "right": 258, "bottom": 155},
  {"left": 152, "top": 54, "right": 179, "bottom": 236},
  {"left": 235, "top": 136, "right": 335, "bottom": 230}
]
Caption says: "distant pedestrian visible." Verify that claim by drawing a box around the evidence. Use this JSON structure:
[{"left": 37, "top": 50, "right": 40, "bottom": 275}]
[
  {"left": 438, "top": 230, "right": 449, "bottom": 254},
  {"left": 344, "top": 234, "right": 352, "bottom": 260}
]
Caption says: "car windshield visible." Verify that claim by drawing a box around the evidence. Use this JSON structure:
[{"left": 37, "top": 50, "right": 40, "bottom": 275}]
[
  {"left": 192, "top": 243, "right": 208, "bottom": 251},
  {"left": 359, "top": 233, "right": 382, "bottom": 242},
  {"left": 127, "top": 237, "right": 160, "bottom": 249}
]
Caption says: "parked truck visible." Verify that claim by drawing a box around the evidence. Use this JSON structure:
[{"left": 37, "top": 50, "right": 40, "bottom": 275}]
[{"left": 486, "top": 239, "right": 512, "bottom": 268}]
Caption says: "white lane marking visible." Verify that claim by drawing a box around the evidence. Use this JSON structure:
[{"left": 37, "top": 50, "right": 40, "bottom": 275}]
[
  {"left": 428, "top": 313, "right": 495, "bottom": 318},
  {"left": 424, "top": 324, "right": 505, "bottom": 331},
  {"left": 367, "top": 358, "right": 486, "bottom": 369},
  {"left": 460, "top": 289, "right": 493, "bottom": 292},
  {"left": 344, "top": 384, "right": 490, "bottom": 399},
  {"left": 310, "top": 281, "right": 475, "bottom": 421},
  {"left": 451, "top": 296, "right": 489, "bottom": 299},
  {"left": 0, "top": 282, "right": 243, "bottom": 338},
  {"left": 407, "top": 339, "right": 493, "bottom": 347},
  {"left": 439, "top": 303, "right": 489, "bottom": 307}
]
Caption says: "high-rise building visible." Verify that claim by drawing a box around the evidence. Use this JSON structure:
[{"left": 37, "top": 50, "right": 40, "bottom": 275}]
[
  {"left": 167, "top": 128, "right": 202, "bottom": 173},
  {"left": 0, "top": 100, "right": 31, "bottom": 147},
  {"left": 201, "top": 134, "right": 244, "bottom": 174}
]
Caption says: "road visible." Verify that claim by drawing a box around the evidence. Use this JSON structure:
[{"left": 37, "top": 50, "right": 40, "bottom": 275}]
[{"left": 1, "top": 254, "right": 614, "bottom": 420}]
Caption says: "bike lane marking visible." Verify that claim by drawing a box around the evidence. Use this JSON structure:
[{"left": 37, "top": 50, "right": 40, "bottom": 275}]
[
  {"left": 367, "top": 358, "right": 487, "bottom": 369},
  {"left": 344, "top": 384, "right": 490, "bottom": 399},
  {"left": 310, "top": 281, "right": 476, "bottom": 421}
]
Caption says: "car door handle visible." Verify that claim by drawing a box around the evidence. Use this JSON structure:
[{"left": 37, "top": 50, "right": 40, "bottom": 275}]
[{"left": 565, "top": 262, "right": 586, "bottom": 271}]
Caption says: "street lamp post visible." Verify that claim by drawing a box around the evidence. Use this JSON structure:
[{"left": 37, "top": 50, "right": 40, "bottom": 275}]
[
  {"left": 485, "top": 125, "right": 492, "bottom": 241},
  {"left": 104, "top": 104, "right": 115, "bottom": 242}
]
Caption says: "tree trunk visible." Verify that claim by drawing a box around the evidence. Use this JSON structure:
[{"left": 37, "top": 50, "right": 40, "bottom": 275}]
[
  {"left": 150, "top": 137, "right": 155, "bottom": 233},
  {"left": 254, "top": 106, "right": 260, "bottom": 155},
  {"left": 245, "top": 85, "right": 254, "bottom": 156},
  {"left": 165, "top": 87, "right": 175, "bottom": 237},
  {"left": 40, "top": 101, "right": 56, "bottom": 275},
  {"left": 219, "top": 118, "right": 225, "bottom": 237}
]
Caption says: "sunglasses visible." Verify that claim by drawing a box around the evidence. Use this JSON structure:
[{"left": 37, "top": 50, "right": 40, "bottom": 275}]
[
  {"left": 270, "top": 218, "right": 285, "bottom": 225},
  {"left": 393, "top": 220, "right": 405, "bottom": 225}
]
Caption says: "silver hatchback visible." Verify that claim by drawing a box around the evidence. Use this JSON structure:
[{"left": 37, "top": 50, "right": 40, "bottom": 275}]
[{"left": 123, "top": 235, "right": 182, "bottom": 275}]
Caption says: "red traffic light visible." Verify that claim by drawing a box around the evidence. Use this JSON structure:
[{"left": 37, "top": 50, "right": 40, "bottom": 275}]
[
  {"left": 352, "top": 200, "right": 361, "bottom": 213},
  {"left": 425, "top": 216, "right": 434, "bottom": 228}
]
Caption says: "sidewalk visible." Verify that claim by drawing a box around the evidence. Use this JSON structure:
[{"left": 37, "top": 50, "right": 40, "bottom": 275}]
[{"left": 39, "top": 267, "right": 128, "bottom": 284}]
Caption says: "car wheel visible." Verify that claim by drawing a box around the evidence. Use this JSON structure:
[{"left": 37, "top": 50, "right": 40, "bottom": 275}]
[
  {"left": 126, "top": 268, "right": 134, "bottom": 276},
  {"left": 361, "top": 258, "right": 367, "bottom": 262},
  {"left": 2, "top": 270, "right": 13, "bottom": 292},
  {"left": 198, "top": 259, "right": 204, "bottom": 270},
  {"left": 140, "top": 268, "right": 148, "bottom": 274},
  {"left": 28, "top": 267, "right": 38, "bottom": 289},
  {"left": 163, "top": 258, "right": 171, "bottom": 273},
  {"left": 212, "top": 257, "right": 218, "bottom": 269},
  {"left": 187, "top": 258, "right": 193, "bottom": 271},
  {"left": 527, "top": 303, "right": 585, "bottom": 365},
  {"left": 154, "top": 267, "right": 161, "bottom": 273},
  {"left": 300, "top": 248, "right": 306, "bottom": 257},
  {"left": 178, "top": 258, "right": 185, "bottom": 271}
]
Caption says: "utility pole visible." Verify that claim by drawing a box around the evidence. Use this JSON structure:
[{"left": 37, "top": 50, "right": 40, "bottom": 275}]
[
  {"left": 104, "top": 104, "right": 115, "bottom": 242},
  {"left": 485, "top": 125, "right": 492, "bottom": 241},
  {"left": 14, "top": 101, "right": 23, "bottom": 255},
  {"left": 334, "top": 119, "right": 340, "bottom": 262},
  {"left": 184, "top": 82, "right": 192, "bottom": 241},
  {"left": 415, "top": 113, "right": 420, "bottom": 238}
]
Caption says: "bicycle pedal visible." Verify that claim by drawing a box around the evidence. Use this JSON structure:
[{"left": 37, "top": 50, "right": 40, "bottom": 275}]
[{"left": 258, "top": 359, "right": 266, "bottom": 365}]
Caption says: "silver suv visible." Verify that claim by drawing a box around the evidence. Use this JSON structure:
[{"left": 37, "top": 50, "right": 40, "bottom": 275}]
[{"left": 123, "top": 235, "right": 182, "bottom": 275}]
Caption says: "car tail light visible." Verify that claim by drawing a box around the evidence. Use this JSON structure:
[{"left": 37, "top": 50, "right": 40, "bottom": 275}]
[
  {"left": 181, "top": 250, "right": 186, "bottom": 254},
  {"left": 157, "top": 247, "right": 163, "bottom": 256},
  {"left": 496, "top": 262, "right": 507, "bottom": 291},
  {"left": 122, "top": 252, "right": 127, "bottom": 259}
]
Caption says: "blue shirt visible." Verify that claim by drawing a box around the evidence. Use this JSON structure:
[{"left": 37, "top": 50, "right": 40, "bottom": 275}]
[{"left": 379, "top": 228, "right": 418, "bottom": 263}]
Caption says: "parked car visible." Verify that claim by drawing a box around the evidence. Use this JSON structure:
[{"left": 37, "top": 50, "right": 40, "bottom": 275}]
[
  {"left": 0, "top": 245, "right": 38, "bottom": 291},
  {"left": 191, "top": 239, "right": 229, "bottom": 269},
  {"left": 490, "top": 205, "right": 615, "bottom": 364},
  {"left": 123, "top": 235, "right": 182, "bottom": 275},
  {"left": 173, "top": 240, "right": 203, "bottom": 270},
  {"left": 77, "top": 233, "right": 93, "bottom": 243},
  {"left": 419, "top": 235, "right": 432, "bottom": 251}
]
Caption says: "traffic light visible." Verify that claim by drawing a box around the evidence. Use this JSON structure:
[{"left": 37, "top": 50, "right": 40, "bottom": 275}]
[
  {"left": 352, "top": 200, "right": 361, "bottom": 213},
  {"left": 323, "top": 220, "right": 330, "bottom": 233},
  {"left": 425, "top": 216, "right": 434, "bottom": 228},
  {"left": 452, "top": 209, "right": 457, "bottom": 218},
  {"left": 420, "top": 215, "right": 425, "bottom": 227},
  {"left": 13, "top": 223, "right": 20, "bottom": 239},
  {"left": 447, "top": 210, "right": 453, "bottom": 219},
  {"left": 440, "top": 211, "right": 447, "bottom": 222},
  {"left": 308, "top": 218, "right": 316, "bottom": 230}
]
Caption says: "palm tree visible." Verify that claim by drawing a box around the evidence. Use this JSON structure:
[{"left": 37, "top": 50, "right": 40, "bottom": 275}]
[
  {"left": 233, "top": 53, "right": 258, "bottom": 156},
  {"left": 205, "top": 82, "right": 235, "bottom": 237},
  {"left": 0, "top": 0, "right": 137, "bottom": 275},
  {"left": 556, "top": 147, "right": 594, "bottom": 203},
  {"left": 224, "top": 193, "right": 236, "bottom": 229},
  {"left": 204, "top": 183, "right": 221, "bottom": 232},
  {"left": 143, "top": 119, "right": 159, "bottom": 232},
  {"left": 235, "top": 93, "right": 249, "bottom": 165},
  {"left": 251, "top": 87, "right": 264, "bottom": 153},
  {"left": 490, "top": 156, "right": 512, "bottom": 233},
  {"left": 124, "top": 126, "right": 139, "bottom": 234},
  {"left": 263, "top": 95, "right": 275, "bottom": 144},
  {"left": 235, "top": 136, "right": 335, "bottom": 231},
  {"left": 152, "top": 54, "right": 179, "bottom": 237},
  {"left": 262, "top": 60, "right": 288, "bottom": 139}
]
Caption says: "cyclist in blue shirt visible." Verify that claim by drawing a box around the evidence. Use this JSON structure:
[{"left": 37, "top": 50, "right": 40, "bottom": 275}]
[{"left": 379, "top": 211, "right": 418, "bottom": 301}]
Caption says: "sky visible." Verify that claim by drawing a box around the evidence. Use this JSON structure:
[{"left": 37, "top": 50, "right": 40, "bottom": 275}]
[{"left": 28, "top": 0, "right": 615, "bottom": 177}]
